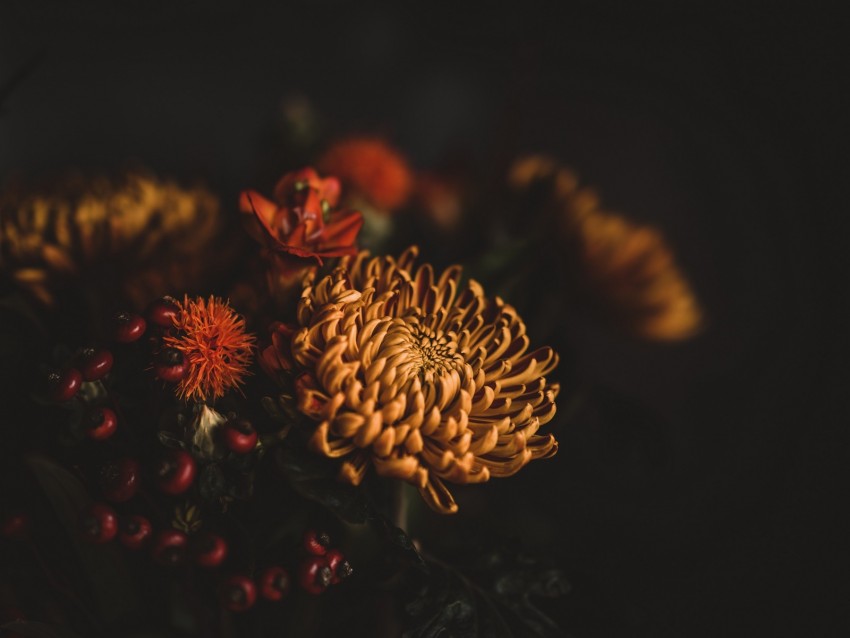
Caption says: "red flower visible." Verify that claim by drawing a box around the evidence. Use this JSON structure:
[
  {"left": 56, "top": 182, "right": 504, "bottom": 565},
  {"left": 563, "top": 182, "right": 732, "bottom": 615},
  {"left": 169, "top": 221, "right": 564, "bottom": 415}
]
[
  {"left": 260, "top": 321, "right": 296, "bottom": 382},
  {"left": 318, "top": 138, "right": 413, "bottom": 212},
  {"left": 239, "top": 168, "right": 363, "bottom": 287}
]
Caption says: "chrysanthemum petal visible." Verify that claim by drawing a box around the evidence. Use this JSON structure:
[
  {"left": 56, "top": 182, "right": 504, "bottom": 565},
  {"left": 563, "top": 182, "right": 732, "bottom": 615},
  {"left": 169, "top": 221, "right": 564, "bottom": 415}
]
[{"left": 276, "top": 247, "right": 559, "bottom": 514}]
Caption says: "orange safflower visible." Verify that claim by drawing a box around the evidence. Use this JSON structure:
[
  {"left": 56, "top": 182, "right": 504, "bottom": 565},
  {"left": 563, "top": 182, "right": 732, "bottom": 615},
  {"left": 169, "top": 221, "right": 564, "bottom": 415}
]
[
  {"left": 318, "top": 138, "right": 413, "bottom": 212},
  {"left": 163, "top": 296, "right": 256, "bottom": 402}
]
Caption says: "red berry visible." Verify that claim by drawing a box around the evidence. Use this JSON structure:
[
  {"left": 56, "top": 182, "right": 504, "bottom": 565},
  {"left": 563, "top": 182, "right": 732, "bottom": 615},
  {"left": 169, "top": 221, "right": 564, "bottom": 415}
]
[
  {"left": 303, "top": 529, "right": 330, "bottom": 556},
  {"left": 223, "top": 419, "right": 258, "bottom": 454},
  {"left": 155, "top": 449, "right": 196, "bottom": 495},
  {"left": 100, "top": 457, "right": 140, "bottom": 503},
  {"left": 298, "top": 556, "right": 333, "bottom": 595},
  {"left": 154, "top": 348, "right": 188, "bottom": 382},
  {"left": 118, "top": 514, "right": 152, "bottom": 550},
  {"left": 146, "top": 296, "right": 180, "bottom": 328},
  {"left": 151, "top": 529, "right": 188, "bottom": 565},
  {"left": 193, "top": 532, "right": 228, "bottom": 568},
  {"left": 1, "top": 511, "right": 31, "bottom": 539},
  {"left": 48, "top": 368, "right": 82, "bottom": 402},
  {"left": 324, "top": 548, "right": 353, "bottom": 584},
  {"left": 219, "top": 575, "right": 256, "bottom": 612},
  {"left": 113, "top": 312, "right": 147, "bottom": 343},
  {"left": 85, "top": 406, "right": 117, "bottom": 440},
  {"left": 258, "top": 566, "right": 291, "bottom": 601},
  {"left": 79, "top": 348, "right": 114, "bottom": 381},
  {"left": 80, "top": 503, "right": 118, "bottom": 543}
]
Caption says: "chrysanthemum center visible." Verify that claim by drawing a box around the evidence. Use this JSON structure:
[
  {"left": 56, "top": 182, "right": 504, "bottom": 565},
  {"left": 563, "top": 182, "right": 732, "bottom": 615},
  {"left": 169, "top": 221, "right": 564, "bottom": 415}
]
[
  {"left": 377, "top": 319, "right": 463, "bottom": 385},
  {"left": 409, "top": 329, "right": 455, "bottom": 373}
]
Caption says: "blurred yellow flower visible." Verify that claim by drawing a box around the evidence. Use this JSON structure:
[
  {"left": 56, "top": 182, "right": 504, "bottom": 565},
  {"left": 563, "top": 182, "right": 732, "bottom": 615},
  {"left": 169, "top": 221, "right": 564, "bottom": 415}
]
[
  {"left": 510, "top": 156, "right": 702, "bottom": 341},
  {"left": 0, "top": 171, "right": 221, "bottom": 307}
]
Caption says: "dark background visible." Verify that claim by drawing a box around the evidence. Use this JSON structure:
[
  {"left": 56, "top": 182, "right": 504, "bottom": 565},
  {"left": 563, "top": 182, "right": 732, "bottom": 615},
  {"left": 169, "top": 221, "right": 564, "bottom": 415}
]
[{"left": 1, "top": 2, "right": 847, "bottom": 636}]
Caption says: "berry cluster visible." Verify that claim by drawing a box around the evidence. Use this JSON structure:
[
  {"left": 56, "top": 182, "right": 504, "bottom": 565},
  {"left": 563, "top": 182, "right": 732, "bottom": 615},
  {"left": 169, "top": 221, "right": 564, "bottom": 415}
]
[
  {"left": 74, "top": 506, "right": 351, "bottom": 609},
  {"left": 299, "top": 530, "right": 354, "bottom": 595},
  {"left": 44, "top": 299, "right": 186, "bottom": 432},
  {"left": 45, "top": 297, "right": 251, "bottom": 410},
  {"left": 218, "top": 529, "right": 353, "bottom": 612},
  {"left": 26, "top": 295, "right": 354, "bottom": 618},
  {"left": 42, "top": 297, "right": 260, "bottom": 456}
]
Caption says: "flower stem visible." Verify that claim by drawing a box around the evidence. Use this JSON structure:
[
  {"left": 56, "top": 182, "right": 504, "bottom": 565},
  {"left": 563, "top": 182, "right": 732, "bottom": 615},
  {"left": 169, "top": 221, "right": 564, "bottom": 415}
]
[{"left": 392, "top": 481, "right": 409, "bottom": 533}]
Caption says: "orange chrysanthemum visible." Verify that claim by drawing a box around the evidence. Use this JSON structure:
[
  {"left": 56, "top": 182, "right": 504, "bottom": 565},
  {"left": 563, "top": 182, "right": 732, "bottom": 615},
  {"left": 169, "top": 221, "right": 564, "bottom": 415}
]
[
  {"left": 318, "top": 137, "right": 413, "bottom": 212},
  {"left": 163, "top": 296, "right": 256, "bottom": 402},
  {"left": 262, "top": 247, "right": 559, "bottom": 514}
]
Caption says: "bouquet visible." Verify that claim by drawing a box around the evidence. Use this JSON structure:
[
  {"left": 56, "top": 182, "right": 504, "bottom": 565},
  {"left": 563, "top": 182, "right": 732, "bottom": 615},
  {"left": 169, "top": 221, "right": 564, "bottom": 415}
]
[{"left": 0, "top": 134, "right": 701, "bottom": 637}]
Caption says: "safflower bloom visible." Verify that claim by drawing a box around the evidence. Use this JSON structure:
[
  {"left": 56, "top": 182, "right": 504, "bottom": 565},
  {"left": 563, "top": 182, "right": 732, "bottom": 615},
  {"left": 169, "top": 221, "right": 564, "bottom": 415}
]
[
  {"left": 263, "top": 247, "right": 559, "bottom": 514},
  {"left": 239, "top": 168, "right": 363, "bottom": 293},
  {"left": 318, "top": 137, "right": 413, "bottom": 212},
  {"left": 163, "top": 296, "right": 256, "bottom": 402}
]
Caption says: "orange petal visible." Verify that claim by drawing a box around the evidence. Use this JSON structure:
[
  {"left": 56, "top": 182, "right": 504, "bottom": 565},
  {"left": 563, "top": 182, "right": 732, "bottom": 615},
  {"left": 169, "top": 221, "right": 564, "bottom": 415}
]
[
  {"left": 339, "top": 452, "right": 370, "bottom": 486},
  {"left": 418, "top": 476, "right": 458, "bottom": 514},
  {"left": 321, "top": 210, "right": 363, "bottom": 249}
]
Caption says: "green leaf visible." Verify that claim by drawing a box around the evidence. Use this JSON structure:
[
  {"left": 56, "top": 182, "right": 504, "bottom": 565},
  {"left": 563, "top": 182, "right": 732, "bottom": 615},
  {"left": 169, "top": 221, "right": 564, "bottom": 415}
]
[
  {"left": 471, "top": 549, "right": 571, "bottom": 638},
  {"left": 402, "top": 549, "right": 572, "bottom": 638},
  {"left": 373, "top": 514, "right": 427, "bottom": 571},
  {"left": 156, "top": 430, "right": 186, "bottom": 449},
  {"left": 25, "top": 454, "right": 142, "bottom": 625},
  {"left": 198, "top": 463, "right": 226, "bottom": 502},
  {"left": 274, "top": 445, "right": 373, "bottom": 524},
  {"left": 274, "top": 445, "right": 431, "bottom": 573},
  {"left": 403, "top": 558, "right": 514, "bottom": 638}
]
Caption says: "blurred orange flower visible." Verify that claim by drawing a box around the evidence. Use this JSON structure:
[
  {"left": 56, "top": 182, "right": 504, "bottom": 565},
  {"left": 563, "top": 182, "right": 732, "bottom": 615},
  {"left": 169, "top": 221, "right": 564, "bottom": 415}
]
[
  {"left": 576, "top": 212, "right": 702, "bottom": 341},
  {"left": 318, "top": 138, "right": 413, "bottom": 212},
  {"left": 510, "top": 156, "right": 702, "bottom": 341},
  {"left": 239, "top": 168, "right": 363, "bottom": 294},
  {"left": 0, "top": 171, "right": 221, "bottom": 308},
  {"left": 415, "top": 172, "right": 464, "bottom": 231}
]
